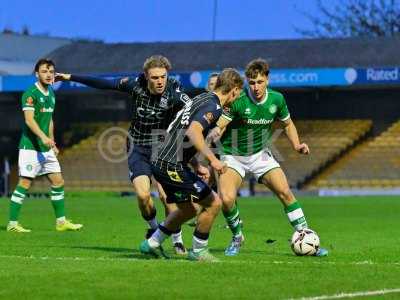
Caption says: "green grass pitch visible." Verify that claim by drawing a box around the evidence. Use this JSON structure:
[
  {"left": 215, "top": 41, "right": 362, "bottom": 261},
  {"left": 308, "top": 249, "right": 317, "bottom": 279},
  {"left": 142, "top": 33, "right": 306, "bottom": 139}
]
[{"left": 1, "top": 193, "right": 399, "bottom": 299}]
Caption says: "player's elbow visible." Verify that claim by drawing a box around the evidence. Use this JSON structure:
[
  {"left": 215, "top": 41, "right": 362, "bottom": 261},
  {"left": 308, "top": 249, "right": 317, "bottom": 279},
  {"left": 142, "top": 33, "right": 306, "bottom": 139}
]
[{"left": 24, "top": 118, "right": 34, "bottom": 128}]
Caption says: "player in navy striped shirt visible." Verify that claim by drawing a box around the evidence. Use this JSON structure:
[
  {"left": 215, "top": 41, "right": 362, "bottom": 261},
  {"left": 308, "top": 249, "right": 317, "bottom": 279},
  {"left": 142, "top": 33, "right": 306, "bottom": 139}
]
[
  {"left": 56, "top": 56, "right": 189, "bottom": 254},
  {"left": 140, "top": 68, "right": 243, "bottom": 261}
]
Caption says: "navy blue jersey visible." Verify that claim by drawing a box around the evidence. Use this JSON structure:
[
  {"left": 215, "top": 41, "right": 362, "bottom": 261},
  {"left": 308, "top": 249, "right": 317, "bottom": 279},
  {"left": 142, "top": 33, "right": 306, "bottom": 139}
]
[
  {"left": 153, "top": 92, "right": 222, "bottom": 169},
  {"left": 70, "top": 73, "right": 190, "bottom": 146}
]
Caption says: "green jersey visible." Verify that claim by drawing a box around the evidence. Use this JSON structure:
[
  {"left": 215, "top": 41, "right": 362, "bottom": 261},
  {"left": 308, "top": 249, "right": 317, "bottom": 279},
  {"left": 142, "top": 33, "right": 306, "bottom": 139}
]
[
  {"left": 19, "top": 83, "right": 55, "bottom": 152},
  {"left": 220, "top": 88, "right": 290, "bottom": 156}
]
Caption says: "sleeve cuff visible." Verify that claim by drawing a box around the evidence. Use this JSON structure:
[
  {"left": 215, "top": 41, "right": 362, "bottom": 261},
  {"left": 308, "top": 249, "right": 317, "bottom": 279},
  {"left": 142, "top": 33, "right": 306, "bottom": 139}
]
[
  {"left": 279, "top": 114, "right": 290, "bottom": 121},
  {"left": 222, "top": 114, "right": 233, "bottom": 121},
  {"left": 22, "top": 107, "right": 35, "bottom": 111}
]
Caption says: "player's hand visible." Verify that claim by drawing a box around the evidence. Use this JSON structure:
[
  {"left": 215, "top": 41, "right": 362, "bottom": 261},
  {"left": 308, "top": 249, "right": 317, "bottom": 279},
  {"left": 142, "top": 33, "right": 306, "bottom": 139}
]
[
  {"left": 52, "top": 145, "right": 60, "bottom": 156},
  {"left": 295, "top": 143, "right": 310, "bottom": 155},
  {"left": 210, "top": 159, "right": 227, "bottom": 175},
  {"left": 41, "top": 136, "right": 56, "bottom": 148},
  {"left": 195, "top": 164, "right": 210, "bottom": 181},
  {"left": 54, "top": 73, "right": 71, "bottom": 82},
  {"left": 206, "top": 126, "right": 222, "bottom": 143}
]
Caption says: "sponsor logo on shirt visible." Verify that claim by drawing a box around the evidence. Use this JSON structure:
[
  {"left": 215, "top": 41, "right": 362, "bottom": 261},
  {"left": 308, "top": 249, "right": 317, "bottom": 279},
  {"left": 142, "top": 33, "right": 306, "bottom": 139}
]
[
  {"left": 245, "top": 108, "right": 251, "bottom": 115},
  {"left": 40, "top": 107, "right": 54, "bottom": 113},
  {"left": 137, "top": 107, "right": 164, "bottom": 119},
  {"left": 39, "top": 97, "right": 44, "bottom": 103},
  {"left": 246, "top": 118, "right": 273, "bottom": 125}
]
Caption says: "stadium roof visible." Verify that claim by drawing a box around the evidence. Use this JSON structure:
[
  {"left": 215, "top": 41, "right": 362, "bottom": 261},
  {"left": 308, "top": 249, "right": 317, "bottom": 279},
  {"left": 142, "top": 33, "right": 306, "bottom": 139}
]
[
  {"left": 49, "top": 37, "right": 400, "bottom": 73},
  {"left": 0, "top": 33, "right": 72, "bottom": 74}
]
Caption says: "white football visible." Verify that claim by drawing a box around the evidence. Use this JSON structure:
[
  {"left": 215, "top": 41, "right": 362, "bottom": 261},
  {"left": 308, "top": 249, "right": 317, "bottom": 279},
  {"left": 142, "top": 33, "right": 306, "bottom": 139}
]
[{"left": 291, "top": 229, "right": 320, "bottom": 256}]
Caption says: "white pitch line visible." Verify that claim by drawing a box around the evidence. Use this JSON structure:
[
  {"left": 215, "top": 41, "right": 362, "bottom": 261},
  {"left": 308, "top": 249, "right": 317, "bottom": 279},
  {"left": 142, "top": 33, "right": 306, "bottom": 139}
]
[
  {"left": 289, "top": 288, "right": 400, "bottom": 300},
  {"left": 1, "top": 255, "right": 400, "bottom": 267}
]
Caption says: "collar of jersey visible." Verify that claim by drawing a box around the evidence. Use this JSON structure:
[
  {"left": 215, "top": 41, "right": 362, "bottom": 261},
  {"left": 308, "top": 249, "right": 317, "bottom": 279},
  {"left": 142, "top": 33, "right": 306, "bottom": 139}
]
[
  {"left": 247, "top": 87, "right": 269, "bottom": 105},
  {"left": 35, "top": 82, "right": 50, "bottom": 96}
]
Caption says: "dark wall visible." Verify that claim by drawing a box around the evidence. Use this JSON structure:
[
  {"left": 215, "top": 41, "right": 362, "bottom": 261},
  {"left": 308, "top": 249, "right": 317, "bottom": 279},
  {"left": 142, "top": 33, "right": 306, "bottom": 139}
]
[{"left": 281, "top": 87, "right": 400, "bottom": 123}]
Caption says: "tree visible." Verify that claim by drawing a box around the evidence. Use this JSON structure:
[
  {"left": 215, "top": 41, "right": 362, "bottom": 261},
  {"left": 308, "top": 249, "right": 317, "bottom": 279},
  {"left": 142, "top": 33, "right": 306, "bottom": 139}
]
[{"left": 297, "top": 0, "right": 400, "bottom": 38}]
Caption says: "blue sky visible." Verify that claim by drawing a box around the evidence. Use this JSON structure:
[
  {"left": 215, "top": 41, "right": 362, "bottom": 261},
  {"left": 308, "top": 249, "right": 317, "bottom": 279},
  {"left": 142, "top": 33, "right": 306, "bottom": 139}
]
[{"left": 0, "top": 0, "right": 328, "bottom": 42}]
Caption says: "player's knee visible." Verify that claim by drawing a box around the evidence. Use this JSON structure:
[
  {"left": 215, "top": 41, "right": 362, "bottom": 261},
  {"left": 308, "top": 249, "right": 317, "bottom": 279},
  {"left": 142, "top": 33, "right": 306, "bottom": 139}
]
[
  {"left": 219, "top": 188, "right": 236, "bottom": 206},
  {"left": 276, "top": 187, "right": 293, "bottom": 202},
  {"left": 52, "top": 178, "right": 65, "bottom": 187},
  {"left": 18, "top": 178, "right": 32, "bottom": 189},
  {"left": 136, "top": 190, "right": 151, "bottom": 202}
]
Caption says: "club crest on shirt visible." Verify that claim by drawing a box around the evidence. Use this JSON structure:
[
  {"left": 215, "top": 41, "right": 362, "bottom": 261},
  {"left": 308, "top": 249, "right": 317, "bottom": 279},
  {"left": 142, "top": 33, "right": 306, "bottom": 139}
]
[
  {"left": 269, "top": 104, "right": 277, "bottom": 114},
  {"left": 159, "top": 96, "right": 168, "bottom": 108}
]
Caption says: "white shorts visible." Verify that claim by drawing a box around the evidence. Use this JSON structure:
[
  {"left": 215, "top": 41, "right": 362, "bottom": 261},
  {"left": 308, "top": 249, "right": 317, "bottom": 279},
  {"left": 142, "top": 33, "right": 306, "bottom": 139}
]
[
  {"left": 221, "top": 149, "right": 280, "bottom": 182},
  {"left": 18, "top": 149, "right": 61, "bottom": 178}
]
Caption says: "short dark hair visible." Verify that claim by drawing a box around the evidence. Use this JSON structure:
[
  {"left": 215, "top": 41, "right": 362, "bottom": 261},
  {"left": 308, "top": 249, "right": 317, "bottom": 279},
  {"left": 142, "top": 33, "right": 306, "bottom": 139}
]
[
  {"left": 34, "top": 58, "right": 55, "bottom": 72},
  {"left": 143, "top": 55, "right": 172, "bottom": 74},
  {"left": 245, "top": 58, "right": 270, "bottom": 79},
  {"left": 214, "top": 68, "right": 243, "bottom": 94}
]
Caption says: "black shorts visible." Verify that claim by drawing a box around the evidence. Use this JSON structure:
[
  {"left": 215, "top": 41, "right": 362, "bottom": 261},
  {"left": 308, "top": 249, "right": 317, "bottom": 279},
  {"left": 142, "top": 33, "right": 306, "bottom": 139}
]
[
  {"left": 127, "top": 144, "right": 153, "bottom": 182},
  {"left": 151, "top": 163, "right": 212, "bottom": 204}
]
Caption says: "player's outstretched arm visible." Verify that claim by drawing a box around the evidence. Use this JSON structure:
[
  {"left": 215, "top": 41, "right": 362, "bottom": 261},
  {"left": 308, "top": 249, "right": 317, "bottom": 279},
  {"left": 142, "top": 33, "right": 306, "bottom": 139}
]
[
  {"left": 55, "top": 73, "right": 122, "bottom": 91},
  {"left": 281, "top": 118, "right": 310, "bottom": 155},
  {"left": 186, "top": 121, "right": 227, "bottom": 174}
]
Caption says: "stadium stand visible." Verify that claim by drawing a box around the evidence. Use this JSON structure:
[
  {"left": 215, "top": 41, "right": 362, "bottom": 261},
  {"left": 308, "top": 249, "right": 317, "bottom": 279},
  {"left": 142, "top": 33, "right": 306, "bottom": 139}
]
[
  {"left": 28, "top": 122, "right": 132, "bottom": 192},
  {"left": 26, "top": 120, "right": 372, "bottom": 192},
  {"left": 309, "top": 120, "right": 400, "bottom": 189},
  {"left": 252, "top": 119, "right": 373, "bottom": 191}
]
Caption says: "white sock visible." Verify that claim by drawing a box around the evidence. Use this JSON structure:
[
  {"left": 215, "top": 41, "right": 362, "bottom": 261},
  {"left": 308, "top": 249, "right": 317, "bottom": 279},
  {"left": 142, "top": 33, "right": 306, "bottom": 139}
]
[
  {"left": 171, "top": 230, "right": 183, "bottom": 245},
  {"left": 192, "top": 236, "right": 208, "bottom": 253},
  {"left": 9, "top": 221, "right": 18, "bottom": 227},
  {"left": 148, "top": 228, "right": 169, "bottom": 248},
  {"left": 147, "top": 217, "right": 158, "bottom": 230},
  {"left": 56, "top": 216, "right": 66, "bottom": 224}
]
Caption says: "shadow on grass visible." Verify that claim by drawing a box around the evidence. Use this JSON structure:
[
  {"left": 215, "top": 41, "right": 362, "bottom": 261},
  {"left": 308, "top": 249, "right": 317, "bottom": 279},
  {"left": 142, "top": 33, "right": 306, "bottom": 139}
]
[
  {"left": 210, "top": 247, "right": 269, "bottom": 255},
  {"left": 117, "top": 253, "right": 185, "bottom": 261},
  {"left": 0, "top": 226, "right": 7, "bottom": 231},
  {"left": 70, "top": 245, "right": 133, "bottom": 253},
  {"left": 69, "top": 246, "right": 185, "bottom": 261}
]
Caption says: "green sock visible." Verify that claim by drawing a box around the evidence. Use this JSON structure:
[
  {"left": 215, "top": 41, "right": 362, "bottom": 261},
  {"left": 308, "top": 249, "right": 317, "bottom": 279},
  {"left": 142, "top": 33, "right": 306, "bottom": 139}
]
[
  {"left": 9, "top": 185, "right": 28, "bottom": 222},
  {"left": 223, "top": 203, "right": 242, "bottom": 237},
  {"left": 51, "top": 186, "right": 66, "bottom": 219},
  {"left": 285, "top": 201, "right": 308, "bottom": 231}
]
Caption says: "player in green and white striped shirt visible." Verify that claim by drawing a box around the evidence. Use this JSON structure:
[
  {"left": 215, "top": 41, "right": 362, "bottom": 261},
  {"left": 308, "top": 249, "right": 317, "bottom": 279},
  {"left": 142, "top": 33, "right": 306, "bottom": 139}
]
[{"left": 209, "top": 59, "right": 327, "bottom": 257}]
